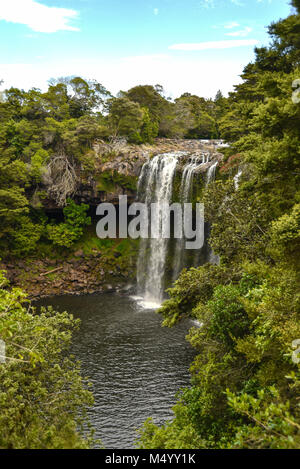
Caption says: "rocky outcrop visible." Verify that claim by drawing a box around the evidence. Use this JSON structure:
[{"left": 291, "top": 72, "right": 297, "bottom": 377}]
[
  {"left": 36, "top": 139, "right": 224, "bottom": 211},
  {"left": 0, "top": 251, "right": 135, "bottom": 300}
]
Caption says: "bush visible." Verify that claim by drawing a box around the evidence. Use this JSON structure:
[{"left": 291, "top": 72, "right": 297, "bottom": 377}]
[
  {"left": 205, "top": 285, "right": 250, "bottom": 346},
  {"left": 47, "top": 199, "right": 91, "bottom": 248},
  {"left": 11, "top": 216, "right": 44, "bottom": 256},
  {"left": 0, "top": 270, "right": 95, "bottom": 448}
]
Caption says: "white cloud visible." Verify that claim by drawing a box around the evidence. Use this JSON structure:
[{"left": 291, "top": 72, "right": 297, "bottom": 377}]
[
  {"left": 224, "top": 22, "right": 240, "bottom": 29},
  {"left": 0, "top": 52, "right": 252, "bottom": 100},
  {"left": 200, "top": 0, "right": 215, "bottom": 8},
  {"left": 226, "top": 26, "right": 252, "bottom": 37},
  {"left": 0, "top": 0, "right": 79, "bottom": 33},
  {"left": 154, "top": 8, "right": 159, "bottom": 15},
  {"left": 169, "top": 39, "right": 259, "bottom": 51}
]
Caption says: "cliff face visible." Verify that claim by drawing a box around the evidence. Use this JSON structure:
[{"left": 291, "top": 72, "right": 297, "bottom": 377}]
[
  {"left": 37, "top": 139, "right": 223, "bottom": 210},
  {"left": 6, "top": 139, "right": 224, "bottom": 299}
]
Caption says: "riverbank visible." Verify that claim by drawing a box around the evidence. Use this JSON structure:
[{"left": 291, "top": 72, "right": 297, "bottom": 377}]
[{"left": 0, "top": 236, "right": 138, "bottom": 300}]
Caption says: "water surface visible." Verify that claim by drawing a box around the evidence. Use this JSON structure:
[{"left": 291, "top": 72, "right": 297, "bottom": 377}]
[{"left": 37, "top": 293, "right": 195, "bottom": 449}]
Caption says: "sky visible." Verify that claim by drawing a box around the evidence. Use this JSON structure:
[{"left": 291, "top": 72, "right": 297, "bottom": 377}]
[{"left": 0, "top": 0, "right": 293, "bottom": 99}]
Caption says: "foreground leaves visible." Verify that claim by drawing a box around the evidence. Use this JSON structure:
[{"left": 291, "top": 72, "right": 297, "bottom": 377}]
[{"left": 0, "top": 270, "right": 96, "bottom": 449}]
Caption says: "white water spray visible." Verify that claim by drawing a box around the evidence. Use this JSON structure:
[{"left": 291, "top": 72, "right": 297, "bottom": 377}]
[
  {"left": 172, "top": 155, "right": 205, "bottom": 282},
  {"left": 234, "top": 169, "right": 243, "bottom": 190},
  {"left": 206, "top": 160, "right": 218, "bottom": 184},
  {"left": 137, "top": 153, "right": 179, "bottom": 307},
  {"left": 136, "top": 151, "right": 220, "bottom": 308}
]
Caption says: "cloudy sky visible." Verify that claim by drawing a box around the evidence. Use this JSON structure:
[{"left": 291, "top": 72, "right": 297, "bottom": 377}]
[{"left": 0, "top": 0, "right": 293, "bottom": 98}]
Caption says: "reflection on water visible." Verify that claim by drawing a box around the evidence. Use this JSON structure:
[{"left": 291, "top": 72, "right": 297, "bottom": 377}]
[{"left": 37, "top": 293, "right": 195, "bottom": 449}]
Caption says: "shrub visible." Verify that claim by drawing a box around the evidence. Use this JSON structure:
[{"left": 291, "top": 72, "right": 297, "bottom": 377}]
[
  {"left": 47, "top": 199, "right": 91, "bottom": 248},
  {"left": 0, "top": 270, "right": 95, "bottom": 448}
]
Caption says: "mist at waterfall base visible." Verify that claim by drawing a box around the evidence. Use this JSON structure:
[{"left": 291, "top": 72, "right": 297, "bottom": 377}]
[{"left": 134, "top": 151, "right": 219, "bottom": 310}]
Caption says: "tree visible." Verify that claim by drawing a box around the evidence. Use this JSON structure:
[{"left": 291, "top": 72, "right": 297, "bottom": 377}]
[
  {"left": 0, "top": 270, "right": 95, "bottom": 449},
  {"left": 107, "top": 97, "right": 144, "bottom": 143},
  {"left": 173, "top": 94, "right": 218, "bottom": 139},
  {"left": 48, "top": 76, "right": 111, "bottom": 117},
  {"left": 124, "top": 84, "right": 168, "bottom": 122},
  {"left": 47, "top": 199, "right": 91, "bottom": 248}
]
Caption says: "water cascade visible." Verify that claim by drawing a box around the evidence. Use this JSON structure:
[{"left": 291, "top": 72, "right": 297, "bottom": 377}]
[
  {"left": 206, "top": 160, "right": 219, "bottom": 184},
  {"left": 172, "top": 154, "right": 207, "bottom": 282},
  {"left": 206, "top": 159, "right": 220, "bottom": 265},
  {"left": 234, "top": 168, "right": 243, "bottom": 190},
  {"left": 136, "top": 153, "right": 179, "bottom": 307},
  {"left": 136, "top": 151, "right": 219, "bottom": 307}
]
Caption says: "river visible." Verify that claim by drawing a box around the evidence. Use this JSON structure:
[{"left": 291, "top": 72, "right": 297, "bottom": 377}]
[{"left": 37, "top": 293, "right": 196, "bottom": 449}]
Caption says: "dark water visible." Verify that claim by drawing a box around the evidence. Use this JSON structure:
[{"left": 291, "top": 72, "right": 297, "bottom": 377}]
[{"left": 37, "top": 293, "right": 196, "bottom": 449}]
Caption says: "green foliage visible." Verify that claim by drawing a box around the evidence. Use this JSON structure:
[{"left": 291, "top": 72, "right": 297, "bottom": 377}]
[
  {"left": 269, "top": 203, "right": 300, "bottom": 259},
  {"left": 114, "top": 85, "right": 225, "bottom": 140},
  {"left": 47, "top": 199, "right": 91, "bottom": 248},
  {"left": 174, "top": 94, "right": 218, "bottom": 139},
  {"left": 203, "top": 180, "right": 271, "bottom": 264},
  {"left": 226, "top": 378, "right": 300, "bottom": 449},
  {"left": 108, "top": 97, "right": 144, "bottom": 143},
  {"left": 124, "top": 85, "right": 166, "bottom": 121},
  {"left": 139, "top": 262, "right": 300, "bottom": 449},
  {"left": 47, "top": 223, "right": 79, "bottom": 249},
  {"left": 136, "top": 414, "right": 205, "bottom": 450},
  {"left": 0, "top": 77, "right": 113, "bottom": 255},
  {"left": 140, "top": 107, "right": 159, "bottom": 143},
  {"left": 0, "top": 270, "right": 95, "bottom": 448},
  {"left": 11, "top": 216, "right": 45, "bottom": 257},
  {"left": 29, "top": 148, "right": 50, "bottom": 181},
  {"left": 204, "top": 285, "right": 250, "bottom": 347},
  {"left": 159, "top": 264, "right": 234, "bottom": 326},
  {"left": 97, "top": 170, "right": 138, "bottom": 193}
]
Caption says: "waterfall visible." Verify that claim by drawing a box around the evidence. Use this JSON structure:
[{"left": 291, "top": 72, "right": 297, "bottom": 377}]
[
  {"left": 234, "top": 168, "right": 242, "bottom": 190},
  {"left": 136, "top": 151, "right": 220, "bottom": 308},
  {"left": 136, "top": 153, "right": 179, "bottom": 307},
  {"left": 172, "top": 155, "right": 204, "bottom": 282},
  {"left": 206, "top": 159, "right": 220, "bottom": 265},
  {"left": 206, "top": 160, "right": 218, "bottom": 184},
  {"left": 180, "top": 154, "right": 205, "bottom": 202}
]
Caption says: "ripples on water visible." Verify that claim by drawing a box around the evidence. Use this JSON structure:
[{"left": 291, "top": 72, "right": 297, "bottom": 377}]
[{"left": 37, "top": 293, "right": 196, "bottom": 449}]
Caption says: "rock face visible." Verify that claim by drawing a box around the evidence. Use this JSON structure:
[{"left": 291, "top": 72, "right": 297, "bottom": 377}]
[
  {"left": 36, "top": 139, "right": 223, "bottom": 211},
  {"left": 4, "top": 139, "right": 224, "bottom": 300},
  {"left": 0, "top": 253, "right": 135, "bottom": 300}
]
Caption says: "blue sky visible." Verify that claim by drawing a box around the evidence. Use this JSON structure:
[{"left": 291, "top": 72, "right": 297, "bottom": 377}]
[{"left": 0, "top": 0, "right": 293, "bottom": 98}]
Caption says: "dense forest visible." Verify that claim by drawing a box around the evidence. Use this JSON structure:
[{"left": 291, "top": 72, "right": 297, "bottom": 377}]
[{"left": 0, "top": 0, "right": 299, "bottom": 449}]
